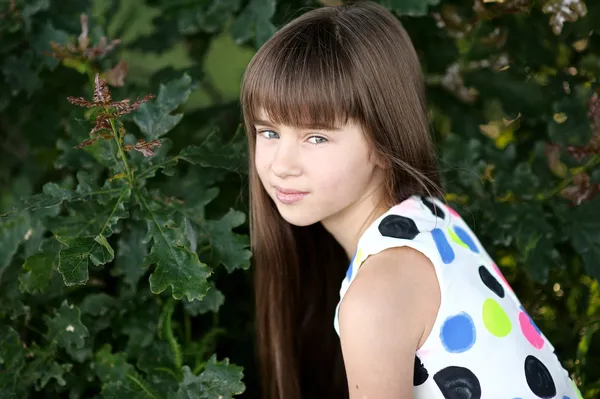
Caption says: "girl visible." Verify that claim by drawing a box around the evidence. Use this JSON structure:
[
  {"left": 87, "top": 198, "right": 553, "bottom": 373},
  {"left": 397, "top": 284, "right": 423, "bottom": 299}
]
[{"left": 240, "top": 1, "right": 583, "bottom": 398}]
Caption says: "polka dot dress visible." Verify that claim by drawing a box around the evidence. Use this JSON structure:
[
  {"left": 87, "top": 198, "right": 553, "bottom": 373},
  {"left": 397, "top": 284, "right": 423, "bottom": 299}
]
[{"left": 333, "top": 195, "right": 584, "bottom": 399}]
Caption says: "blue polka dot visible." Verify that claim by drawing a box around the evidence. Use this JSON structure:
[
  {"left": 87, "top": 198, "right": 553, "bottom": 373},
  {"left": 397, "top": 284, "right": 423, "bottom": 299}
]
[
  {"left": 454, "top": 226, "right": 479, "bottom": 253},
  {"left": 563, "top": 396, "right": 571, "bottom": 399},
  {"left": 440, "top": 312, "right": 476, "bottom": 353},
  {"left": 432, "top": 228, "right": 454, "bottom": 264},
  {"left": 346, "top": 252, "right": 356, "bottom": 281}
]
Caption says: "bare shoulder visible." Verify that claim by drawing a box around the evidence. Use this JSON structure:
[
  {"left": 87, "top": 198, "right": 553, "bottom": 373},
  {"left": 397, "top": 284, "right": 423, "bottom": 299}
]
[
  {"left": 339, "top": 246, "right": 440, "bottom": 333},
  {"left": 338, "top": 246, "right": 440, "bottom": 398}
]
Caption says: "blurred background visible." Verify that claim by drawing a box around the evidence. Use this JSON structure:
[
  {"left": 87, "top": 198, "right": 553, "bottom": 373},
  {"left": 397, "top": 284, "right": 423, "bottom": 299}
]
[{"left": 1, "top": 0, "right": 599, "bottom": 397}]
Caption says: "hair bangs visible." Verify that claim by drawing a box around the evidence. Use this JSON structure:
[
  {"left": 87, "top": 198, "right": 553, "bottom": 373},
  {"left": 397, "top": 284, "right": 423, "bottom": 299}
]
[{"left": 241, "top": 18, "right": 361, "bottom": 132}]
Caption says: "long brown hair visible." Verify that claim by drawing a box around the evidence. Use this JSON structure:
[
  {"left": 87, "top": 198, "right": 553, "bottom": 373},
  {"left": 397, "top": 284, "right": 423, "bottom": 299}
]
[{"left": 240, "top": 1, "right": 443, "bottom": 398}]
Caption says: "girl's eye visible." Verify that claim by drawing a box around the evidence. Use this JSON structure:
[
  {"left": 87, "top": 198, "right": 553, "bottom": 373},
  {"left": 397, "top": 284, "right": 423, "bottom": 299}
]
[
  {"left": 258, "top": 130, "right": 279, "bottom": 139},
  {"left": 307, "top": 136, "right": 328, "bottom": 145}
]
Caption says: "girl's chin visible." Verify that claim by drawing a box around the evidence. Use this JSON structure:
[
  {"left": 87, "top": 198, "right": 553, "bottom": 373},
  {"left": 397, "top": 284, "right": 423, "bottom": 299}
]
[{"left": 274, "top": 204, "right": 322, "bottom": 227}]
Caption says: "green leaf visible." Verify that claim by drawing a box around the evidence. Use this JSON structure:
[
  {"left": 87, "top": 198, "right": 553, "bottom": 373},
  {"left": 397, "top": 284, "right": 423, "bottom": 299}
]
[
  {"left": 31, "top": 21, "right": 69, "bottom": 70},
  {"left": 200, "top": 209, "right": 251, "bottom": 272},
  {"left": 0, "top": 261, "right": 31, "bottom": 322},
  {"left": 50, "top": 188, "right": 130, "bottom": 240},
  {"left": 548, "top": 86, "right": 593, "bottom": 146},
  {"left": 178, "top": 145, "right": 247, "bottom": 173},
  {"left": 377, "top": 0, "right": 440, "bottom": 16},
  {"left": 19, "top": 251, "right": 56, "bottom": 294},
  {"left": 93, "top": 344, "right": 135, "bottom": 384},
  {"left": 80, "top": 293, "right": 117, "bottom": 317},
  {"left": 21, "top": 0, "right": 50, "bottom": 30},
  {"left": 80, "top": 293, "right": 118, "bottom": 335},
  {"left": 142, "top": 198, "right": 212, "bottom": 301},
  {"left": 184, "top": 282, "right": 225, "bottom": 316},
  {"left": 1, "top": 50, "right": 42, "bottom": 97},
  {"left": 136, "top": 340, "right": 177, "bottom": 375},
  {"left": 160, "top": 170, "right": 221, "bottom": 222},
  {"left": 133, "top": 74, "right": 195, "bottom": 140},
  {"left": 494, "top": 163, "right": 540, "bottom": 200},
  {"left": 57, "top": 235, "right": 115, "bottom": 285},
  {"left": 112, "top": 220, "right": 149, "bottom": 290},
  {"left": 95, "top": 233, "right": 115, "bottom": 258},
  {"left": 44, "top": 300, "right": 90, "bottom": 353},
  {"left": 20, "top": 343, "right": 73, "bottom": 390},
  {"left": 20, "top": 182, "right": 77, "bottom": 211},
  {"left": 75, "top": 170, "right": 127, "bottom": 205},
  {"left": 177, "top": 0, "right": 241, "bottom": 34},
  {"left": 54, "top": 188, "right": 129, "bottom": 285},
  {"left": 0, "top": 212, "right": 29, "bottom": 269},
  {"left": 568, "top": 198, "right": 600, "bottom": 282},
  {"left": 230, "top": 0, "right": 276, "bottom": 48},
  {"left": 156, "top": 74, "right": 196, "bottom": 113},
  {"left": 178, "top": 126, "right": 248, "bottom": 174},
  {"left": 101, "top": 375, "right": 158, "bottom": 399},
  {"left": 171, "top": 356, "right": 245, "bottom": 399},
  {"left": 0, "top": 326, "right": 27, "bottom": 394}
]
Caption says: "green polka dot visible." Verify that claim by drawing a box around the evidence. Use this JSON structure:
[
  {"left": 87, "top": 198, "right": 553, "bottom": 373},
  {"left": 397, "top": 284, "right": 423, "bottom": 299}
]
[
  {"left": 447, "top": 227, "right": 468, "bottom": 249},
  {"left": 571, "top": 379, "right": 583, "bottom": 399},
  {"left": 482, "top": 298, "right": 512, "bottom": 337}
]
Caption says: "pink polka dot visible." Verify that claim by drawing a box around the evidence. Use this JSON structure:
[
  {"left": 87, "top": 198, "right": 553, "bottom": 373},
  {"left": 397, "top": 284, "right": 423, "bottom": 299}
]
[
  {"left": 519, "top": 311, "right": 544, "bottom": 349},
  {"left": 447, "top": 205, "right": 461, "bottom": 219},
  {"left": 417, "top": 348, "right": 432, "bottom": 357},
  {"left": 492, "top": 262, "right": 513, "bottom": 292}
]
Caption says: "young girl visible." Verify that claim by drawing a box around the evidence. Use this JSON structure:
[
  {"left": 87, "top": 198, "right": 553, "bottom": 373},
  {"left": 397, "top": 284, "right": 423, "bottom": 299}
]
[{"left": 240, "top": 1, "right": 583, "bottom": 398}]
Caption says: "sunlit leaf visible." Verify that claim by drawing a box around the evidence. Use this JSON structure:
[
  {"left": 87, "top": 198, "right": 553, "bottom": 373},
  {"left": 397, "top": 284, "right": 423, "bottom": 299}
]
[
  {"left": 200, "top": 209, "right": 251, "bottom": 272},
  {"left": 133, "top": 74, "right": 195, "bottom": 140},
  {"left": 44, "top": 301, "right": 89, "bottom": 353},
  {"left": 170, "top": 356, "right": 245, "bottom": 399},
  {"left": 142, "top": 200, "right": 212, "bottom": 301}
]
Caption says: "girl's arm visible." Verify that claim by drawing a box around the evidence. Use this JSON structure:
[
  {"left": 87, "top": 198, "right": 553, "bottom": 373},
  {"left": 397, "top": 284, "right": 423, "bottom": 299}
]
[{"left": 338, "top": 246, "right": 440, "bottom": 399}]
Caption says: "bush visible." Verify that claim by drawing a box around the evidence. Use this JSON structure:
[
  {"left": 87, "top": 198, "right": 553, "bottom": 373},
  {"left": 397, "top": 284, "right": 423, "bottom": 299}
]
[{"left": 0, "top": 0, "right": 599, "bottom": 397}]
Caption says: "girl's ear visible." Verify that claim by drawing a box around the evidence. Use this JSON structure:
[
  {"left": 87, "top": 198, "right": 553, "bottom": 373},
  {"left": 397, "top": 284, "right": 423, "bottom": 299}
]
[{"left": 371, "top": 151, "right": 392, "bottom": 170}]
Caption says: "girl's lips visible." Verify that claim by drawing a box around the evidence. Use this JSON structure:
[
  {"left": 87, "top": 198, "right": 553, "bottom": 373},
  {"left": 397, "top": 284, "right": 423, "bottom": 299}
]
[
  {"left": 274, "top": 186, "right": 308, "bottom": 194},
  {"left": 274, "top": 187, "right": 308, "bottom": 204}
]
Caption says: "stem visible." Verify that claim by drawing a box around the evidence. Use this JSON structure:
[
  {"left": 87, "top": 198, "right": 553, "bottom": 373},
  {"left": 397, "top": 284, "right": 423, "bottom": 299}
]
[
  {"left": 97, "top": 189, "right": 128, "bottom": 237},
  {"left": 164, "top": 298, "right": 183, "bottom": 370},
  {"left": 539, "top": 155, "right": 600, "bottom": 200},
  {"left": 105, "top": 108, "right": 134, "bottom": 186}
]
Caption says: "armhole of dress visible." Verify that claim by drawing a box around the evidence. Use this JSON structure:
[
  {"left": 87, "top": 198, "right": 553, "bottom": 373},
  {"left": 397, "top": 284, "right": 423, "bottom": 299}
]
[{"left": 334, "top": 235, "right": 450, "bottom": 349}]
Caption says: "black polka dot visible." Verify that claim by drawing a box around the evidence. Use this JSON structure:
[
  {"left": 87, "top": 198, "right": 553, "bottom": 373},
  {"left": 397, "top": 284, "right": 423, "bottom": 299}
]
[
  {"left": 378, "top": 215, "right": 419, "bottom": 240},
  {"left": 422, "top": 196, "right": 445, "bottom": 220},
  {"left": 478, "top": 266, "right": 505, "bottom": 298},
  {"left": 414, "top": 355, "right": 429, "bottom": 386},
  {"left": 524, "top": 355, "right": 556, "bottom": 398},
  {"left": 433, "top": 366, "right": 481, "bottom": 399}
]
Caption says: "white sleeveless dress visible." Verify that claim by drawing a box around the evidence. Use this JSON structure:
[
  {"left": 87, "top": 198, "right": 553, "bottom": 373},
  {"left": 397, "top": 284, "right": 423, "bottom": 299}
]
[{"left": 333, "top": 195, "right": 584, "bottom": 399}]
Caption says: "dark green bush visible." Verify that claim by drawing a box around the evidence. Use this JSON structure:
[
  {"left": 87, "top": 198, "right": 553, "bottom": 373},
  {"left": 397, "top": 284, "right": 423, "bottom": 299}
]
[{"left": 1, "top": 0, "right": 599, "bottom": 397}]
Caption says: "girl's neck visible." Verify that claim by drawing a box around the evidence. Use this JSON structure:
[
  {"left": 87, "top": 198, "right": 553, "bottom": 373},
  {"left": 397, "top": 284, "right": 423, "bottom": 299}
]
[{"left": 321, "top": 189, "right": 389, "bottom": 260}]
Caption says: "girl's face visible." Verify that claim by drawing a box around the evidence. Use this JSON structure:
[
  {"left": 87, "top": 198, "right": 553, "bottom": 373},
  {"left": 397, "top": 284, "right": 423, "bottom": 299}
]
[{"left": 253, "top": 108, "right": 386, "bottom": 227}]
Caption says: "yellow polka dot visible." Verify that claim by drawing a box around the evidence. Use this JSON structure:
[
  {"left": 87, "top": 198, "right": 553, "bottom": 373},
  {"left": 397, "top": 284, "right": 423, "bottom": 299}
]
[
  {"left": 482, "top": 298, "right": 512, "bottom": 337},
  {"left": 448, "top": 227, "right": 468, "bottom": 249},
  {"left": 354, "top": 248, "right": 364, "bottom": 267},
  {"left": 571, "top": 379, "right": 583, "bottom": 399}
]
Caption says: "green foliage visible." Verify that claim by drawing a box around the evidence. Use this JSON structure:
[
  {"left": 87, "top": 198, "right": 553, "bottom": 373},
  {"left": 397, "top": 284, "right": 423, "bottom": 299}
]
[{"left": 1, "top": 0, "right": 600, "bottom": 397}]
